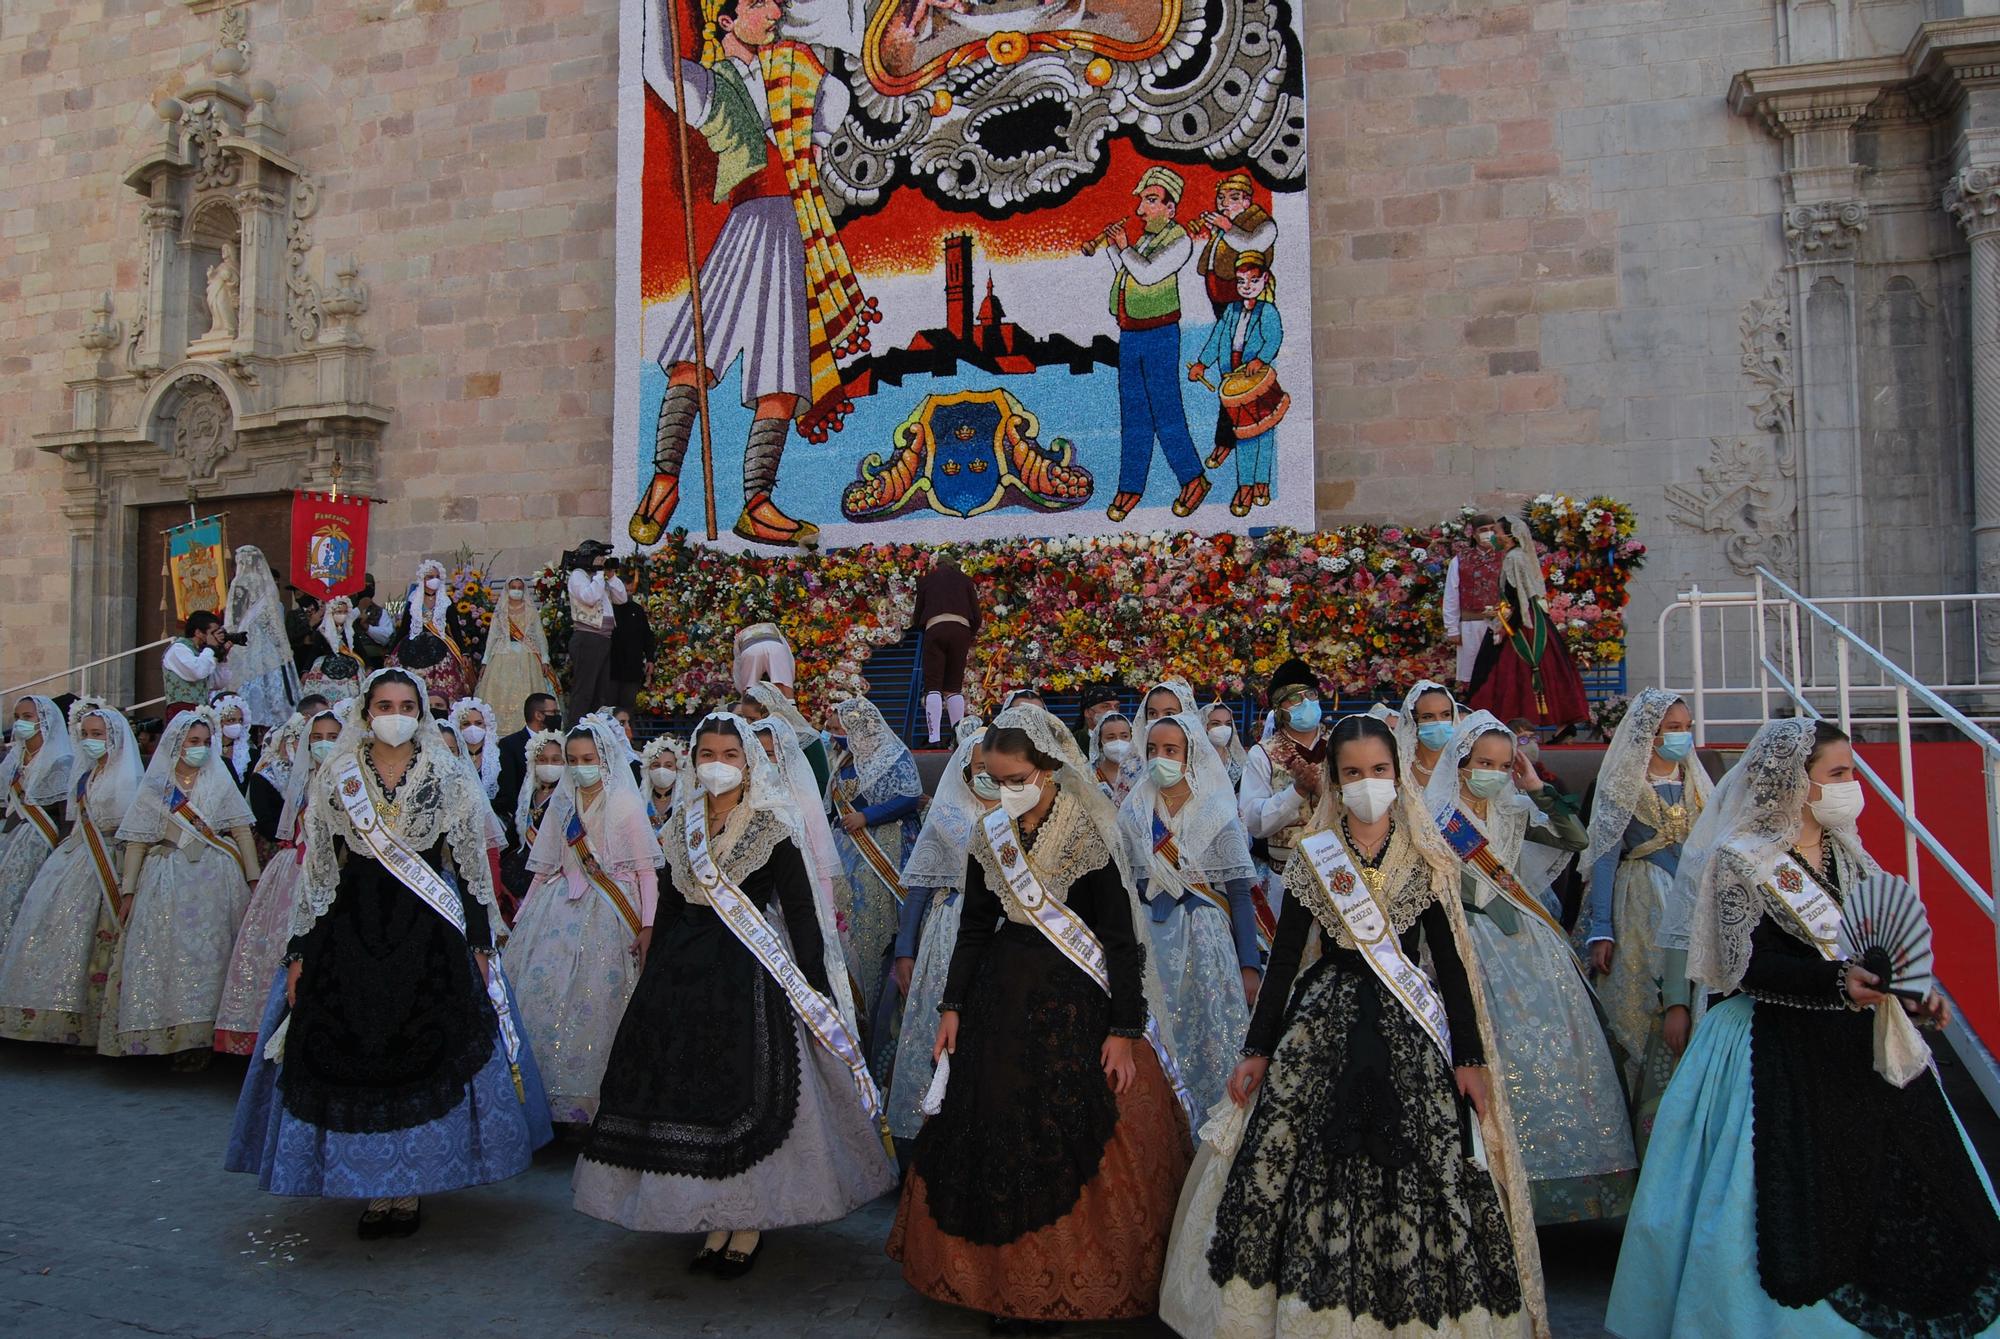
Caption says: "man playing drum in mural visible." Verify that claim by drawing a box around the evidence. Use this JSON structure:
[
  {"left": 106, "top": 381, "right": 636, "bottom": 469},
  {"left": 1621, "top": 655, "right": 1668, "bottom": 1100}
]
[
  {"left": 632, "top": 0, "right": 878, "bottom": 550},
  {"left": 1194, "top": 169, "right": 1278, "bottom": 468}
]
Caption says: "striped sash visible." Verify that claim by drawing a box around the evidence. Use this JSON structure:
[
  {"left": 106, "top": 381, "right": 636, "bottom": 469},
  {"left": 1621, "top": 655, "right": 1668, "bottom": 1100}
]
[
  {"left": 828, "top": 755, "right": 907, "bottom": 908},
  {"left": 1149, "top": 811, "right": 1231, "bottom": 917},
  {"left": 169, "top": 787, "right": 241, "bottom": 866},
  {"left": 10, "top": 774, "right": 59, "bottom": 848},
  {"left": 1435, "top": 806, "right": 1565, "bottom": 935},
  {"left": 74, "top": 776, "right": 120, "bottom": 920},
  {"left": 565, "top": 807, "right": 643, "bottom": 936}
]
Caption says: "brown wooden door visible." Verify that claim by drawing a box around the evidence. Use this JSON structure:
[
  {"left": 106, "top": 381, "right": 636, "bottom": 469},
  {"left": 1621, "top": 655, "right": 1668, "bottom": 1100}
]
[{"left": 134, "top": 494, "right": 294, "bottom": 707}]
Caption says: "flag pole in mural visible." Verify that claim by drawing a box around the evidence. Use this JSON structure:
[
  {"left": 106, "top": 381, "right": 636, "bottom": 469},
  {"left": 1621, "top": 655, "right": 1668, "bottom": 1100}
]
[
  {"left": 613, "top": 0, "right": 1311, "bottom": 552},
  {"left": 289, "top": 490, "right": 372, "bottom": 601},
  {"left": 166, "top": 515, "right": 229, "bottom": 620}
]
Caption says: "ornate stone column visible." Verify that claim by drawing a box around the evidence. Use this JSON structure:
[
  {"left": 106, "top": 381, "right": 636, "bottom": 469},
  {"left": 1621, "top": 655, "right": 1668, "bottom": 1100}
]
[
  {"left": 1945, "top": 166, "right": 2000, "bottom": 597},
  {"left": 1784, "top": 196, "right": 1870, "bottom": 596}
]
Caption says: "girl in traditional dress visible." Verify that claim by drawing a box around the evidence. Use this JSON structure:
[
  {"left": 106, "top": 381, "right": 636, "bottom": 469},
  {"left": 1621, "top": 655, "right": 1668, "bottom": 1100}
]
[
  {"left": 501, "top": 731, "right": 565, "bottom": 918},
  {"left": 825, "top": 696, "right": 923, "bottom": 1073},
  {"left": 574, "top": 713, "right": 896, "bottom": 1276},
  {"left": 215, "top": 712, "right": 336, "bottom": 1056},
  {"left": 225, "top": 669, "right": 552, "bottom": 1238},
  {"left": 1580, "top": 688, "right": 1710, "bottom": 1155},
  {"left": 211, "top": 693, "right": 253, "bottom": 788},
  {"left": 1393, "top": 678, "right": 1459, "bottom": 792},
  {"left": 0, "top": 694, "right": 74, "bottom": 953},
  {"left": 738, "top": 680, "right": 830, "bottom": 795},
  {"left": 887, "top": 729, "right": 993, "bottom": 1144},
  {"left": 1467, "top": 517, "right": 1589, "bottom": 730},
  {"left": 448, "top": 696, "right": 502, "bottom": 801},
  {"left": 476, "top": 577, "right": 561, "bottom": 727},
  {"left": 1159, "top": 713, "right": 1544, "bottom": 1339},
  {"left": 1204, "top": 701, "right": 1248, "bottom": 787},
  {"left": 223, "top": 545, "right": 301, "bottom": 728},
  {"left": 641, "top": 735, "right": 684, "bottom": 833},
  {"left": 508, "top": 714, "right": 660, "bottom": 1124},
  {"left": 1607, "top": 718, "right": 2000, "bottom": 1339},
  {"left": 100, "top": 707, "right": 259, "bottom": 1063},
  {"left": 1090, "top": 711, "right": 1138, "bottom": 804},
  {"left": 1135, "top": 679, "right": 1201, "bottom": 740},
  {"left": 390, "top": 559, "right": 477, "bottom": 706},
  {"left": 0, "top": 699, "right": 140, "bottom": 1045},
  {"left": 1424, "top": 710, "right": 1635, "bottom": 1223},
  {"left": 244, "top": 714, "right": 303, "bottom": 867},
  {"left": 750, "top": 715, "right": 862, "bottom": 1037},
  {"left": 888, "top": 705, "right": 1193, "bottom": 1328},
  {"left": 299, "top": 596, "right": 365, "bottom": 706},
  {"left": 1119, "top": 710, "right": 1263, "bottom": 1117}
]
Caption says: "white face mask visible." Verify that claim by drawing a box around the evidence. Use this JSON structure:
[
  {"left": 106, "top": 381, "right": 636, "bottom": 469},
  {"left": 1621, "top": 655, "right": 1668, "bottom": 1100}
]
[
  {"left": 423, "top": 577, "right": 441, "bottom": 592},
  {"left": 697, "top": 761, "right": 744, "bottom": 797},
  {"left": 569, "top": 764, "right": 604, "bottom": 790},
  {"left": 221, "top": 722, "right": 245, "bottom": 740},
  {"left": 182, "top": 745, "right": 211, "bottom": 767},
  {"left": 1100, "top": 738, "right": 1132, "bottom": 764},
  {"left": 533, "top": 763, "right": 565, "bottom": 785},
  {"left": 508, "top": 589, "right": 526, "bottom": 602},
  {"left": 79, "top": 737, "right": 108, "bottom": 760},
  {"left": 460, "top": 724, "right": 486, "bottom": 748},
  {"left": 649, "top": 766, "right": 678, "bottom": 790},
  {"left": 309, "top": 740, "right": 337, "bottom": 764},
  {"left": 1809, "top": 779, "right": 1865, "bottom": 831},
  {"left": 997, "top": 776, "right": 1043, "bottom": 818},
  {"left": 1207, "top": 724, "right": 1234, "bottom": 748},
  {"left": 1147, "top": 756, "right": 1184, "bottom": 788},
  {"left": 370, "top": 714, "right": 420, "bottom": 748},
  {"left": 1341, "top": 777, "right": 1398, "bottom": 824}
]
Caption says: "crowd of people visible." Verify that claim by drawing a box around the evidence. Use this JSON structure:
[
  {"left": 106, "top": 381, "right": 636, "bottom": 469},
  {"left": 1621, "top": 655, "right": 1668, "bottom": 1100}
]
[{"left": 0, "top": 541, "right": 1995, "bottom": 1339}]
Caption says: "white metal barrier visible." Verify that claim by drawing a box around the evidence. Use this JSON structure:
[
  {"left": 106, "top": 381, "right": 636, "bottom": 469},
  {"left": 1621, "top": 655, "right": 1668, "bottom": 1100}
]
[
  {"left": 1657, "top": 567, "right": 2000, "bottom": 1110},
  {"left": 0, "top": 638, "right": 172, "bottom": 709}
]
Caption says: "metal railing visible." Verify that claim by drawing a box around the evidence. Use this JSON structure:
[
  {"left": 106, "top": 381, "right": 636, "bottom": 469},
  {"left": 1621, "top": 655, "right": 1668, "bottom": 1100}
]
[
  {"left": 0, "top": 638, "right": 173, "bottom": 711},
  {"left": 1658, "top": 567, "right": 2000, "bottom": 1108}
]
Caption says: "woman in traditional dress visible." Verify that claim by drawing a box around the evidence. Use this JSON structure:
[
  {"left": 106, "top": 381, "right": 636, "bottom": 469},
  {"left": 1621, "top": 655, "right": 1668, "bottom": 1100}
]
[
  {"left": 507, "top": 714, "right": 660, "bottom": 1124},
  {"left": 1393, "top": 678, "right": 1459, "bottom": 792},
  {"left": 888, "top": 705, "right": 1193, "bottom": 1329},
  {"left": 750, "top": 714, "right": 862, "bottom": 1037},
  {"left": 1119, "top": 710, "right": 1263, "bottom": 1117},
  {"left": 886, "top": 728, "right": 994, "bottom": 1145},
  {"left": 1135, "top": 679, "right": 1201, "bottom": 740},
  {"left": 211, "top": 693, "right": 253, "bottom": 789},
  {"left": 225, "top": 668, "right": 552, "bottom": 1237},
  {"left": 737, "top": 680, "right": 830, "bottom": 794},
  {"left": 448, "top": 696, "right": 502, "bottom": 801},
  {"left": 1204, "top": 701, "right": 1248, "bottom": 787},
  {"left": 0, "top": 699, "right": 140, "bottom": 1045},
  {"left": 244, "top": 713, "right": 303, "bottom": 868},
  {"left": 641, "top": 735, "right": 683, "bottom": 834},
  {"left": 1090, "top": 711, "right": 1137, "bottom": 804},
  {"left": 223, "top": 545, "right": 301, "bottom": 728},
  {"left": 501, "top": 730, "right": 565, "bottom": 918},
  {"left": 1467, "top": 517, "right": 1589, "bottom": 730},
  {"left": 1580, "top": 688, "right": 1710, "bottom": 1155},
  {"left": 574, "top": 713, "right": 896, "bottom": 1276},
  {"left": 476, "top": 577, "right": 561, "bottom": 728},
  {"left": 390, "top": 559, "right": 477, "bottom": 707},
  {"left": 214, "top": 712, "right": 335, "bottom": 1056},
  {"left": 100, "top": 706, "right": 259, "bottom": 1063},
  {"left": 300, "top": 597, "right": 366, "bottom": 706},
  {"left": 0, "top": 694, "right": 74, "bottom": 953},
  {"left": 1424, "top": 710, "right": 1635, "bottom": 1223},
  {"left": 1607, "top": 718, "right": 2000, "bottom": 1339},
  {"left": 825, "top": 696, "right": 924, "bottom": 1074},
  {"left": 1159, "top": 713, "right": 1544, "bottom": 1339}
]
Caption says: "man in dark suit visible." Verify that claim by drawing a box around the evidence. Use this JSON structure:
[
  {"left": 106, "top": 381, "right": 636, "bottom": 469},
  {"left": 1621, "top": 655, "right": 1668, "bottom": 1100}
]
[{"left": 495, "top": 692, "right": 560, "bottom": 842}]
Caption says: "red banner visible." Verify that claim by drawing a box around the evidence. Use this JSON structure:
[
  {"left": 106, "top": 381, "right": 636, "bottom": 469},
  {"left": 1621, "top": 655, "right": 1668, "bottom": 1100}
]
[{"left": 290, "top": 492, "right": 370, "bottom": 600}]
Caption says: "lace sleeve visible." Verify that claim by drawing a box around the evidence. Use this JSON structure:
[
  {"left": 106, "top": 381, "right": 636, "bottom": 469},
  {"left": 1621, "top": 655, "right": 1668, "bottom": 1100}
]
[{"left": 444, "top": 769, "right": 497, "bottom": 913}]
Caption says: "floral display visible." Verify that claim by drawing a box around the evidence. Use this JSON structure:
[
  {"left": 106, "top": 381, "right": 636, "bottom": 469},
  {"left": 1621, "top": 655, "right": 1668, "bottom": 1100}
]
[{"left": 532, "top": 498, "right": 1645, "bottom": 718}]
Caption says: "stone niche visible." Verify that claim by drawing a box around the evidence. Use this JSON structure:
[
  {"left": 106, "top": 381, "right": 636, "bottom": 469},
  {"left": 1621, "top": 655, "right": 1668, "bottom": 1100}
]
[{"left": 36, "top": 9, "right": 388, "bottom": 701}]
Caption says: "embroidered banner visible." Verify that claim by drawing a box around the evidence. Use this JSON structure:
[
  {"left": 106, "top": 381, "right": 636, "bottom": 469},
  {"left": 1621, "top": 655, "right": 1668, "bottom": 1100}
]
[
  {"left": 167, "top": 515, "right": 228, "bottom": 620},
  {"left": 289, "top": 492, "right": 371, "bottom": 601}
]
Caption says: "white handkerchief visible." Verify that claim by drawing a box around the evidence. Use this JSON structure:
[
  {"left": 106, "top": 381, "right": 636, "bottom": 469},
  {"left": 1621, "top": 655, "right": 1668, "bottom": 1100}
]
[{"left": 920, "top": 1054, "right": 951, "bottom": 1117}]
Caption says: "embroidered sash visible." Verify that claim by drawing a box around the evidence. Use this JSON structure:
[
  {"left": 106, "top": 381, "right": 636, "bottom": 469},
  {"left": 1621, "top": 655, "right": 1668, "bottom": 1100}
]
[
  {"left": 681, "top": 800, "right": 893, "bottom": 1159},
  {"left": 74, "top": 778, "right": 120, "bottom": 920},
  {"left": 425, "top": 616, "right": 473, "bottom": 684},
  {"left": 1766, "top": 852, "right": 1842, "bottom": 962},
  {"left": 1298, "top": 830, "right": 1452, "bottom": 1062},
  {"left": 1436, "top": 806, "right": 1566, "bottom": 935},
  {"left": 979, "top": 808, "right": 1197, "bottom": 1123},
  {"left": 564, "top": 807, "right": 643, "bottom": 937},
  {"left": 1149, "top": 811, "right": 1231, "bottom": 917},
  {"left": 169, "top": 787, "right": 241, "bottom": 866},
  {"left": 1249, "top": 880, "right": 1279, "bottom": 952},
  {"left": 332, "top": 756, "right": 526, "bottom": 1101},
  {"left": 828, "top": 755, "right": 908, "bottom": 907},
  {"left": 10, "top": 774, "right": 59, "bottom": 848}
]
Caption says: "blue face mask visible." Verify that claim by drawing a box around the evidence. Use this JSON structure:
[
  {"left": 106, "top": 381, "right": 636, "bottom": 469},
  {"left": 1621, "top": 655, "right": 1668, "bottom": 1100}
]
[
  {"left": 1656, "top": 731, "right": 1694, "bottom": 763},
  {"left": 1417, "top": 721, "right": 1454, "bottom": 751},
  {"left": 1286, "top": 699, "right": 1322, "bottom": 732}
]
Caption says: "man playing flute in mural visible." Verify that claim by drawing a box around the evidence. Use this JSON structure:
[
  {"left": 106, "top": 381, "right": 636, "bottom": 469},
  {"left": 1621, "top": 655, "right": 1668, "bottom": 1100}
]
[{"left": 632, "top": 0, "right": 879, "bottom": 549}]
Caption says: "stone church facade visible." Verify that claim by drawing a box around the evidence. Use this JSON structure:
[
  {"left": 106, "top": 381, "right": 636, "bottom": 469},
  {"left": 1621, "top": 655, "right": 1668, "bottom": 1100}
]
[{"left": 2, "top": 0, "right": 1995, "bottom": 695}]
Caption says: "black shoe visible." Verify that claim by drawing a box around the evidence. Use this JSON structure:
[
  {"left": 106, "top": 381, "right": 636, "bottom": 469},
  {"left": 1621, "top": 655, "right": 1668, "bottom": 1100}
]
[
  {"left": 384, "top": 1201, "right": 421, "bottom": 1238},
  {"left": 357, "top": 1205, "right": 391, "bottom": 1240},
  {"left": 711, "top": 1236, "right": 763, "bottom": 1280},
  {"left": 688, "top": 1245, "right": 722, "bottom": 1274}
]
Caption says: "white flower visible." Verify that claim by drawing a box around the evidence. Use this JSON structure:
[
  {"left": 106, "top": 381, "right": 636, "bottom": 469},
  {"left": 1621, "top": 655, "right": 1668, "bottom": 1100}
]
[
  {"left": 1411, "top": 547, "right": 1428, "bottom": 561},
  {"left": 1570, "top": 618, "right": 1587, "bottom": 629}
]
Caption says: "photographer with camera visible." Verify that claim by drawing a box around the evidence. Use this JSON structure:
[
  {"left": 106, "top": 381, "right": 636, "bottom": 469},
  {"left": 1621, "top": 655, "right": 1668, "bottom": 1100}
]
[
  {"left": 161, "top": 610, "right": 242, "bottom": 723},
  {"left": 564, "top": 539, "right": 627, "bottom": 718}
]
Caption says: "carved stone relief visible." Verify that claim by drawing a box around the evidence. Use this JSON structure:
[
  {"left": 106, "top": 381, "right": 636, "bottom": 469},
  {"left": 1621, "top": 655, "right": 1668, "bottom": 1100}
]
[
  {"left": 1783, "top": 199, "right": 1868, "bottom": 262},
  {"left": 168, "top": 379, "right": 236, "bottom": 480}
]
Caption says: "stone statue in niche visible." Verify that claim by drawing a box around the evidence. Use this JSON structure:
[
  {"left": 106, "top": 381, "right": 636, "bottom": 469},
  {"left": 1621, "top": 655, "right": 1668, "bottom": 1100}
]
[{"left": 202, "top": 241, "right": 241, "bottom": 342}]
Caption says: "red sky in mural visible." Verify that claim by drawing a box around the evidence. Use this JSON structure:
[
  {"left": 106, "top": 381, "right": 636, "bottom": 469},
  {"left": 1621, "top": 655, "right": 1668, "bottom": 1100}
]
[{"left": 637, "top": 81, "right": 1262, "bottom": 303}]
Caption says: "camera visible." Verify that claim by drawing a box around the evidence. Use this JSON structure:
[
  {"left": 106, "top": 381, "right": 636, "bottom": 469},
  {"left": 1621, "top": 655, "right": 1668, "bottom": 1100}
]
[{"left": 223, "top": 630, "right": 251, "bottom": 647}]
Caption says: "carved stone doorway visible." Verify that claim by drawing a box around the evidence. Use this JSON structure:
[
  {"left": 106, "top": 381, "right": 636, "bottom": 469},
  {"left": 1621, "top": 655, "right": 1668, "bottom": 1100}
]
[{"left": 133, "top": 492, "right": 292, "bottom": 709}]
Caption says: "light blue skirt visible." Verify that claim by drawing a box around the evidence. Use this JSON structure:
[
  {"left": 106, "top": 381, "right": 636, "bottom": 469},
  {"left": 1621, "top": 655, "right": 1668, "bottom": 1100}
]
[
  {"left": 1605, "top": 994, "right": 1999, "bottom": 1338},
  {"left": 225, "top": 963, "right": 555, "bottom": 1199}
]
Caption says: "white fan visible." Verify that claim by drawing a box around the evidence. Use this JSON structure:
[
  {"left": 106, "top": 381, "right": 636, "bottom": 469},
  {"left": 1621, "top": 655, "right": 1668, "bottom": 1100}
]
[{"left": 1836, "top": 871, "right": 1935, "bottom": 1002}]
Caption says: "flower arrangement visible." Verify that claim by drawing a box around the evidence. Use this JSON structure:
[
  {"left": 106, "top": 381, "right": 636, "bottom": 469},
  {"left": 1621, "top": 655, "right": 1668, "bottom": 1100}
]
[{"left": 534, "top": 498, "right": 1645, "bottom": 717}]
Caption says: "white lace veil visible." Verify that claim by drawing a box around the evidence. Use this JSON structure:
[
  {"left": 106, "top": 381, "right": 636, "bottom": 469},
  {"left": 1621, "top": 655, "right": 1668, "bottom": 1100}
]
[
  {"left": 749, "top": 716, "right": 858, "bottom": 1037},
  {"left": 1582, "top": 688, "right": 1712, "bottom": 881},
  {"left": 318, "top": 596, "right": 359, "bottom": 658},
  {"left": 1673, "top": 717, "right": 1876, "bottom": 994},
  {"left": 210, "top": 692, "right": 253, "bottom": 779},
  {"left": 900, "top": 727, "right": 990, "bottom": 889},
  {"left": 526, "top": 713, "right": 663, "bottom": 880},
  {"left": 514, "top": 728, "right": 566, "bottom": 848},
  {"left": 405, "top": 559, "right": 452, "bottom": 639},
  {"left": 277, "top": 710, "right": 340, "bottom": 840},
  {"left": 224, "top": 545, "right": 301, "bottom": 720},
  {"left": 1394, "top": 678, "right": 1458, "bottom": 776},
  {"left": 832, "top": 696, "right": 920, "bottom": 803},
  {"left": 1420, "top": 709, "right": 1556, "bottom": 890},
  {"left": 1201, "top": 700, "right": 1249, "bottom": 776},
  {"left": 482, "top": 578, "right": 553, "bottom": 664},
  {"left": 1, "top": 694, "right": 75, "bottom": 808},
  {"left": 447, "top": 696, "right": 502, "bottom": 797},
  {"left": 64, "top": 697, "right": 141, "bottom": 831},
  {"left": 114, "top": 705, "right": 254, "bottom": 844},
  {"left": 641, "top": 734, "right": 685, "bottom": 809},
  {"left": 1088, "top": 711, "right": 1134, "bottom": 770},
  {"left": 1134, "top": 678, "right": 1200, "bottom": 740},
  {"left": 1499, "top": 516, "right": 1548, "bottom": 606},
  {"left": 1118, "top": 711, "right": 1255, "bottom": 886},
  {"left": 252, "top": 712, "right": 307, "bottom": 797},
  {"left": 745, "top": 681, "right": 817, "bottom": 745}
]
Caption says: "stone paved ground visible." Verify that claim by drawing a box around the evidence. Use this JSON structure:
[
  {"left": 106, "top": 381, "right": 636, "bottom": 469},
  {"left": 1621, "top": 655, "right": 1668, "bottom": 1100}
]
[{"left": 0, "top": 1039, "right": 1639, "bottom": 1337}]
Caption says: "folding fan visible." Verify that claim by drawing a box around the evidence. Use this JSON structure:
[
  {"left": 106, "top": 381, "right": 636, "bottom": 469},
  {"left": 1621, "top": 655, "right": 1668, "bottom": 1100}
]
[{"left": 1835, "top": 871, "right": 1935, "bottom": 1003}]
